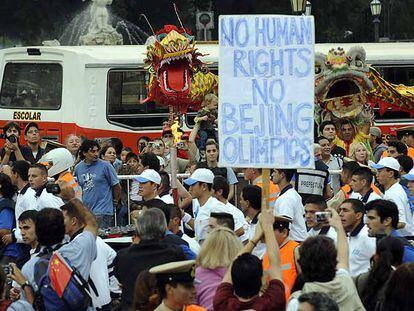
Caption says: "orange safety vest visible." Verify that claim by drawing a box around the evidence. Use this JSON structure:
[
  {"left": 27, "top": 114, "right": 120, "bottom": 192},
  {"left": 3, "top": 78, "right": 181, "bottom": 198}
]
[
  {"left": 185, "top": 305, "right": 207, "bottom": 311},
  {"left": 254, "top": 176, "right": 280, "bottom": 204},
  {"left": 262, "top": 239, "right": 299, "bottom": 301}
]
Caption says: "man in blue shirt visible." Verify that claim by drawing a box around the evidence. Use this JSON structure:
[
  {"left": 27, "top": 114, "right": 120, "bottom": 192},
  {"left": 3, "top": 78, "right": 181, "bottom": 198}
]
[
  {"left": 365, "top": 199, "right": 414, "bottom": 262},
  {"left": 74, "top": 140, "right": 121, "bottom": 229}
]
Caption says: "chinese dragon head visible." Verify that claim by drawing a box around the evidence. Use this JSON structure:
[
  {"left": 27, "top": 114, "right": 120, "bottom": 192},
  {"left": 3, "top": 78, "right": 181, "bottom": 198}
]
[
  {"left": 315, "top": 46, "right": 414, "bottom": 153},
  {"left": 315, "top": 46, "right": 414, "bottom": 125},
  {"left": 143, "top": 25, "right": 218, "bottom": 112}
]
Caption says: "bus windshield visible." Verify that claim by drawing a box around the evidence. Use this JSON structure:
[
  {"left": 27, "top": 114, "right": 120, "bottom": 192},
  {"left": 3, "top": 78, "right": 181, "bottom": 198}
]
[{"left": 0, "top": 63, "right": 62, "bottom": 110}]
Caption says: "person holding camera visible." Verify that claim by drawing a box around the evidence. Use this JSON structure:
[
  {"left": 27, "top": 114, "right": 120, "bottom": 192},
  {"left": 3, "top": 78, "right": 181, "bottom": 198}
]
[
  {"left": 0, "top": 122, "right": 26, "bottom": 166},
  {"left": 304, "top": 195, "right": 338, "bottom": 244},
  {"left": 39, "top": 148, "right": 82, "bottom": 200},
  {"left": 28, "top": 164, "right": 64, "bottom": 211}
]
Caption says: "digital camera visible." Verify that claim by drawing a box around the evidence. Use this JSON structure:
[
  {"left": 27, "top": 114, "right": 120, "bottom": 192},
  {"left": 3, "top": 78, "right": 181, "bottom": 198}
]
[
  {"left": 315, "top": 211, "right": 332, "bottom": 223},
  {"left": 46, "top": 182, "right": 61, "bottom": 195},
  {"left": 2, "top": 264, "right": 13, "bottom": 275},
  {"left": 0, "top": 134, "right": 17, "bottom": 144}
]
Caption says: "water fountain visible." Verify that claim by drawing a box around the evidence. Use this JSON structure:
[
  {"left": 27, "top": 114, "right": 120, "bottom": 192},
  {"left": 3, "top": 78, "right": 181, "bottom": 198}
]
[{"left": 46, "top": 0, "right": 149, "bottom": 46}]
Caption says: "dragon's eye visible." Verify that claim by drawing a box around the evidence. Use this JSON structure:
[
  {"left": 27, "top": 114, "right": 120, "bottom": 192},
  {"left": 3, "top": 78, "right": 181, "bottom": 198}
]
[
  {"left": 157, "top": 33, "right": 167, "bottom": 41},
  {"left": 183, "top": 33, "right": 194, "bottom": 43}
]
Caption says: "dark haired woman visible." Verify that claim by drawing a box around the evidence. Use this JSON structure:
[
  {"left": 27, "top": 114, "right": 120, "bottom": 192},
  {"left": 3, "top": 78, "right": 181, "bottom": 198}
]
[
  {"left": 381, "top": 262, "right": 414, "bottom": 311},
  {"left": 355, "top": 236, "right": 404, "bottom": 311}
]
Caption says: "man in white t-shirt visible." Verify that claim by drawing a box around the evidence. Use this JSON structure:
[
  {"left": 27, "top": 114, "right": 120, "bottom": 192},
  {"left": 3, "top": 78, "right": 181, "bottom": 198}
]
[
  {"left": 272, "top": 169, "right": 308, "bottom": 242},
  {"left": 212, "top": 175, "right": 249, "bottom": 243},
  {"left": 304, "top": 195, "right": 337, "bottom": 243},
  {"left": 372, "top": 157, "right": 414, "bottom": 237},
  {"left": 349, "top": 167, "right": 382, "bottom": 204},
  {"left": 184, "top": 169, "right": 229, "bottom": 242},
  {"left": 339, "top": 199, "right": 376, "bottom": 276}
]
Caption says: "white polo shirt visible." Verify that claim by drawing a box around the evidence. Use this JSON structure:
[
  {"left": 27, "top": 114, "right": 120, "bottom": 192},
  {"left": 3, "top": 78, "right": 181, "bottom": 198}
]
[
  {"left": 349, "top": 189, "right": 382, "bottom": 204},
  {"left": 274, "top": 185, "right": 308, "bottom": 242},
  {"left": 347, "top": 223, "right": 376, "bottom": 277},
  {"left": 194, "top": 196, "right": 229, "bottom": 242},
  {"left": 13, "top": 184, "right": 37, "bottom": 243},
  {"left": 308, "top": 226, "right": 338, "bottom": 244},
  {"left": 384, "top": 182, "right": 414, "bottom": 236},
  {"left": 226, "top": 201, "right": 249, "bottom": 242}
]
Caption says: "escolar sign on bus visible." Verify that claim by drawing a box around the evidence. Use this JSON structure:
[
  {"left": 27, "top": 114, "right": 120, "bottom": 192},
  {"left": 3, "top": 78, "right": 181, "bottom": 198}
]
[{"left": 13, "top": 111, "right": 41, "bottom": 121}]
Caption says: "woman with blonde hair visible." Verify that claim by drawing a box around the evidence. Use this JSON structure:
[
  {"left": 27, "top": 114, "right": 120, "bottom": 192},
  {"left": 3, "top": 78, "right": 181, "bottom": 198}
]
[
  {"left": 349, "top": 142, "right": 374, "bottom": 166},
  {"left": 195, "top": 227, "right": 242, "bottom": 310}
]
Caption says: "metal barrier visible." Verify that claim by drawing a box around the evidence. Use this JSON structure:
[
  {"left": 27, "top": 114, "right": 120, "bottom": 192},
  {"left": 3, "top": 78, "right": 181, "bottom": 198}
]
[{"left": 118, "top": 174, "right": 191, "bottom": 225}]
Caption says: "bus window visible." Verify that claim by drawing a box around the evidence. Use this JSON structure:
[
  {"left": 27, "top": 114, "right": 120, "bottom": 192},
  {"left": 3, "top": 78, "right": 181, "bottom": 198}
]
[
  {"left": 374, "top": 107, "right": 411, "bottom": 121},
  {"left": 107, "top": 69, "right": 168, "bottom": 129},
  {"left": 374, "top": 66, "right": 414, "bottom": 86},
  {"left": 0, "top": 63, "right": 62, "bottom": 110}
]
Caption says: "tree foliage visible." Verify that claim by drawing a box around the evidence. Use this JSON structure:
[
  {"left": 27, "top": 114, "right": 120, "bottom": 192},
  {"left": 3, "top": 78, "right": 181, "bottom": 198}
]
[{"left": 0, "top": 0, "right": 413, "bottom": 46}]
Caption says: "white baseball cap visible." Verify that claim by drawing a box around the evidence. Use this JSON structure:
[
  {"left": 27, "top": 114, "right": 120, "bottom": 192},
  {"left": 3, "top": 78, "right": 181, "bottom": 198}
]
[
  {"left": 135, "top": 169, "right": 161, "bottom": 184},
  {"left": 184, "top": 168, "right": 214, "bottom": 186},
  {"left": 371, "top": 157, "right": 400, "bottom": 172},
  {"left": 403, "top": 168, "right": 414, "bottom": 181}
]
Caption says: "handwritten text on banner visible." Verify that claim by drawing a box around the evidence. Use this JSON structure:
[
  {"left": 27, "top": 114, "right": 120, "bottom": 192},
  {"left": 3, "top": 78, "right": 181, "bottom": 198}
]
[{"left": 218, "top": 15, "right": 315, "bottom": 168}]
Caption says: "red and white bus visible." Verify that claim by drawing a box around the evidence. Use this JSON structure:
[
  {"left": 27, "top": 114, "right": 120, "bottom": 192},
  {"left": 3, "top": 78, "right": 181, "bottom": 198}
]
[{"left": 0, "top": 42, "right": 413, "bottom": 149}]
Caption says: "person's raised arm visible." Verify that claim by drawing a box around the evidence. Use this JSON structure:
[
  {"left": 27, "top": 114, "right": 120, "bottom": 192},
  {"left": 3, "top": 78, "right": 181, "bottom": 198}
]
[
  {"left": 73, "top": 198, "right": 98, "bottom": 237},
  {"left": 222, "top": 217, "right": 264, "bottom": 284},
  {"left": 0, "top": 145, "right": 11, "bottom": 165},
  {"left": 58, "top": 181, "right": 98, "bottom": 237},
  {"left": 189, "top": 117, "right": 206, "bottom": 144},
  {"left": 328, "top": 207, "right": 349, "bottom": 271},
  {"left": 260, "top": 208, "right": 282, "bottom": 281},
  {"left": 176, "top": 179, "right": 192, "bottom": 209}
]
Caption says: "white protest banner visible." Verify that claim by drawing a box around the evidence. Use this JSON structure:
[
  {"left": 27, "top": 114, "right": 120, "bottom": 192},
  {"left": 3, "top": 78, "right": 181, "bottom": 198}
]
[{"left": 218, "top": 15, "right": 315, "bottom": 169}]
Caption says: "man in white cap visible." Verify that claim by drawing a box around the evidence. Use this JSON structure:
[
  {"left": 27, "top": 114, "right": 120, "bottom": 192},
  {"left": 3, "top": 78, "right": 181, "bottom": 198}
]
[
  {"left": 130, "top": 169, "right": 166, "bottom": 219},
  {"left": 136, "top": 169, "right": 162, "bottom": 202},
  {"left": 372, "top": 157, "right": 414, "bottom": 237},
  {"left": 184, "top": 168, "right": 229, "bottom": 242}
]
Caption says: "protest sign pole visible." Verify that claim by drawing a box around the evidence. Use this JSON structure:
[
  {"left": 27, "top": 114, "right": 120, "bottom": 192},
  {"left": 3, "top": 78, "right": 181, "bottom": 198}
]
[
  {"left": 168, "top": 106, "right": 179, "bottom": 205},
  {"left": 262, "top": 169, "right": 270, "bottom": 211},
  {"left": 170, "top": 145, "right": 179, "bottom": 205}
]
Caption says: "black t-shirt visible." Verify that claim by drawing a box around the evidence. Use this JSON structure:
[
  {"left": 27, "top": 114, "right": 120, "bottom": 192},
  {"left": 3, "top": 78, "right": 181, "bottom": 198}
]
[
  {"left": 331, "top": 145, "right": 346, "bottom": 159},
  {"left": 113, "top": 240, "right": 185, "bottom": 310},
  {"left": 0, "top": 145, "right": 44, "bottom": 164}
]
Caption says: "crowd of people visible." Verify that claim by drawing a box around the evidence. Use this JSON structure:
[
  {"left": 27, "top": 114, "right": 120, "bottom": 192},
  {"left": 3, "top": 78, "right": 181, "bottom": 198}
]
[{"left": 0, "top": 115, "right": 413, "bottom": 311}]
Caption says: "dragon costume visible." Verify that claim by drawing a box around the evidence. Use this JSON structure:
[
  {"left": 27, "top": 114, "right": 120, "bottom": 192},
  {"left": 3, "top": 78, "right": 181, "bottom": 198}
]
[
  {"left": 315, "top": 46, "right": 414, "bottom": 154},
  {"left": 143, "top": 25, "right": 218, "bottom": 113}
]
